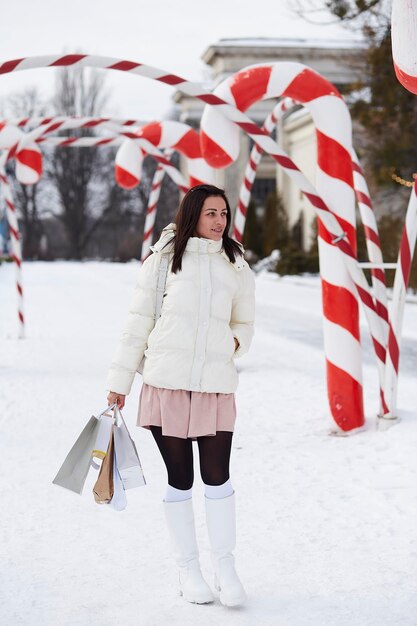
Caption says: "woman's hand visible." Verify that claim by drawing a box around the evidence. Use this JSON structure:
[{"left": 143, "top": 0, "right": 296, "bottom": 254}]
[{"left": 107, "top": 391, "right": 126, "bottom": 409}]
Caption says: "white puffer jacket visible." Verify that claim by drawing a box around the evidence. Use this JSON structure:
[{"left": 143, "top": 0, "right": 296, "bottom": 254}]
[{"left": 106, "top": 224, "right": 255, "bottom": 395}]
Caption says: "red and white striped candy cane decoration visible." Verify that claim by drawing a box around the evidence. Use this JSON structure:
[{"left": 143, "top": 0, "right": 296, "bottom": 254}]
[
  {"left": 385, "top": 2, "right": 417, "bottom": 418},
  {"left": 234, "top": 98, "right": 293, "bottom": 242},
  {"left": 141, "top": 148, "right": 174, "bottom": 261},
  {"left": 0, "top": 54, "right": 387, "bottom": 429},
  {"left": 5, "top": 117, "right": 190, "bottom": 191},
  {"left": 200, "top": 62, "right": 366, "bottom": 430},
  {"left": 383, "top": 182, "right": 417, "bottom": 418},
  {"left": 132, "top": 121, "right": 215, "bottom": 258},
  {"left": 351, "top": 150, "right": 389, "bottom": 330},
  {"left": 391, "top": 0, "right": 417, "bottom": 94},
  {"left": 135, "top": 121, "right": 215, "bottom": 187},
  {"left": 1, "top": 116, "right": 147, "bottom": 128},
  {"left": 0, "top": 122, "right": 43, "bottom": 184},
  {"left": 0, "top": 155, "right": 24, "bottom": 337}
]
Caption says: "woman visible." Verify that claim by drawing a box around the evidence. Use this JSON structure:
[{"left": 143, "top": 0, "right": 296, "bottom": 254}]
[{"left": 106, "top": 184, "right": 255, "bottom": 607}]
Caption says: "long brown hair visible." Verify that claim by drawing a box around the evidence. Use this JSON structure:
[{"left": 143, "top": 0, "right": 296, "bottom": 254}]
[{"left": 169, "top": 184, "right": 243, "bottom": 274}]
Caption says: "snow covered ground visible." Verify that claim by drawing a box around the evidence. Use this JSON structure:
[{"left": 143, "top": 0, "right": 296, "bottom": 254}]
[{"left": 1, "top": 261, "right": 417, "bottom": 626}]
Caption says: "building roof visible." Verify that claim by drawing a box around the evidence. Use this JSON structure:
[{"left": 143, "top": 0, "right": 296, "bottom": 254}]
[{"left": 202, "top": 36, "right": 366, "bottom": 63}]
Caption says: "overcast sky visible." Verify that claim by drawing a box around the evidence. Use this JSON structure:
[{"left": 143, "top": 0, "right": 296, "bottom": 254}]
[{"left": 0, "top": 0, "right": 357, "bottom": 120}]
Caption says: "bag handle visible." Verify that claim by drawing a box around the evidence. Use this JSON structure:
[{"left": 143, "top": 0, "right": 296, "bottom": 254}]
[{"left": 97, "top": 403, "right": 125, "bottom": 425}]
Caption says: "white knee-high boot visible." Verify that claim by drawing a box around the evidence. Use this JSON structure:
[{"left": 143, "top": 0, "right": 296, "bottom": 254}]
[
  {"left": 205, "top": 492, "right": 247, "bottom": 607},
  {"left": 163, "top": 498, "right": 214, "bottom": 604}
]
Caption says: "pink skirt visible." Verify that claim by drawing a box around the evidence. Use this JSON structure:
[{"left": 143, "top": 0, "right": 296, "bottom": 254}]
[{"left": 137, "top": 383, "right": 236, "bottom": 439}]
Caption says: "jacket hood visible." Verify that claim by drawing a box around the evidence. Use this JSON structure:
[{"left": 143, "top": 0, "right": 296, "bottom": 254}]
[
  {"left": 150, "top": 222, "right": 245, "bottom": 271},
  {"left": 150, "top": 223, "right": 176, "bottom": 253}
]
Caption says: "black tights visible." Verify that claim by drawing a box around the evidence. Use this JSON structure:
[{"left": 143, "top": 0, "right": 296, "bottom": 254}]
[{"left": 150, "top": 426, "right": 233, "bottom": 490}]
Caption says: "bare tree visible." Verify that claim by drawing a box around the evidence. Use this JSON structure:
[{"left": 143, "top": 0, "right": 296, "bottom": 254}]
[{"left": 47, "top": 66, "right": 113, "bottom": 259}]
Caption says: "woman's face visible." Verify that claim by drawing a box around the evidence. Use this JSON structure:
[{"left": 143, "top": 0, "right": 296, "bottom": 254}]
[{"left": 194, "top": 195, "right": 228, "bottom": 241}]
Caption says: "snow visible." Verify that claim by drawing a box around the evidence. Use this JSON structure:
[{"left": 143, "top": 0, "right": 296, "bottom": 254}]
[{"left": 1, "top": 261, "right": 417, "bottom": 626}]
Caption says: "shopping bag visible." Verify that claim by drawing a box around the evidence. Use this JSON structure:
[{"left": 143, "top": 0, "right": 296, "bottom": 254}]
[
  {"left": 52, "top": 415, "right": 101, "bottom": 495},
  {"left": 91, "top": 413, "right": 114, "bottom": 467},
  {"left": 109, "top": 445, "right": 128, "bottom": 511},
  {"left": 93, "top": 426, "right": 115, "bottom": 504},
  {"left": 113, "top": 405, "right": 146, "bottom": 489}
]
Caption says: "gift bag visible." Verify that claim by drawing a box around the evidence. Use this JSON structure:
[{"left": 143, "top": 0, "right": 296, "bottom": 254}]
[
  {"left": 52, "top": 415, "right": 101, "bottom": 494},
  {"left": 53, "top": 403, "right": 146, "bottom": 509},
  {"left": 113, "top": 405, "right": 146, "bottom": 489},
  {"left": 109, "top": 444, "right": 128, "bottom": 511},
  {"left": 93, "top": 426, "right": 115, "bottom": 504}
]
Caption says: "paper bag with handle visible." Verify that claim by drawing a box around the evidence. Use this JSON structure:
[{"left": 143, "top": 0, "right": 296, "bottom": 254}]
[{"left": 93, "top": 425, "right": 115, "bottom": 504}]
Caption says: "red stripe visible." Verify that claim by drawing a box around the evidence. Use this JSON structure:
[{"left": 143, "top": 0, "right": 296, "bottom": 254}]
[
  {"left": 43, "top": 121, "right": 65, "bottom": 133},
  {"left": 355, "top": 190, "right": 372, "bottom": 209},
  {"left": 230, "top": 66, "right": 272, "bottom": 112},
  {"left": 372, "top": 268, "right": 386, "bottom": 283},
  {"left": 137, "top": 122, "right": 162, "bottom": 146},
  {"left": 304, "top": 193, "right": 329, "bottom": 213},
  {"left": 154, "top": 156, "right": 172, "bottom": 167},
  {"left": 12, "top": 254, "right": 21, "bottom": 267},
  {"left": 158, "top": 74, "right": 184, "bottom": 85},
  {"left": 120, "top": 131, "right": 137, "bottom": 139},
  {"left": 372, "top": 337, "right": 386, "bottom": 364},
  {"left": 233, "top": 226, "right": 243, "bottom": 242},
  {"left": 237, "top": 122, "right": 266, "bottom": 135},
  {"left": 6, "top": 199, "right": 16, "bottom": 212},
  {"left": 393, "top": 61, "right": 417, "bottom": 95},
  {"left": 50, "top": 54, "right": 86, "bottom": 67},
  {"left": 388, "top": 327, "right": 400, "bottom": 372},
  {"left": 18, "top": 311, "right": 24, "bottom": 324},
  {"left": 243, "top": 177, "right": 252, "bottom": 192},
  {"left": 17, "top": 283, "right": 23, "bottom": 296},
  {"left": 9, "top": 226, "right": 19, "bottom": 240},
  {"left": 356, "top": 284, "right": 376, "bottom": 314},
  {"left": 321, "top": 278, "right": 360, "bottom": 340},
  {"left": 16, "top": 149, "right": 43, "bottom": 175},
  {"left": 318, "top": 215, "right": 357, "bottom": 256},
  {"left": 400, "top": 230, "right": 412, "bottom": 284},
  {"left": 326, "top": 360, "right": 364, "bottom": 430},
  {"left": 200, "top": 131, "right": 232, "bottom": 168},
  {"left": 363, "top": 225, "right": 381, "bottom": 248},
  {"left": 282, "top": 67, "right": 342, "bottom": 103},
  {"left": 375, "top": 300, "right": 389, "bottom": 324},
  {"left": 316, "top": 130, "right": 353, "bottom": 188},
  {"left": 352, "top": 161, "right": 362, "bottom": 175},
  {"left": 58, "top": 138, "right": 78, "bottom": 146},
  {"left": 174, "top": 129, "right": 201, "bottom": 158},
  {"left": 0, "top": 58, "right": 24, "bottom": 74},
  {"left": 7, "top": 144, "right": 18, "bottom": 159},
  {"left": 83, "top": 119, "right": 109, "bottom": 127},
  {"left": 109, "top": 61, "right": 141, "bottom": 71},
  {"left": 249, "top": 157, "right": 258, "bottom": 170},
  {"left": 0, "top": 174, "right": 7, "bottom": 184},
  {"left": 198, "top": 94, "right": 227, "bottom": 105},
  {"left": 274, "top": 155, "right": 299, "bottom": 171},
  {"left": 238, "top": 200, "right": 247, "bottom": 216},
  {"left": 380, "top": 390, "right": 389, "bottom": 416},
  {"left": 115, "top": 165, "right": 139, "bottom": 189}
]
